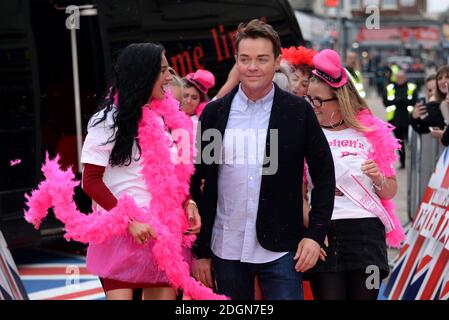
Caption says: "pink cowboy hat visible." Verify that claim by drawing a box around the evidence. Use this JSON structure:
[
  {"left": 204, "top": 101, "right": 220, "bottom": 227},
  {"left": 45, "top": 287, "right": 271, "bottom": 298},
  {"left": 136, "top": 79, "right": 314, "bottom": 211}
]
[
  {"left": 312, "top": 49, "right": 348, "bottom": 88},
  {"left": 185, "top": 69, "right": 215, "bottom": 94}
]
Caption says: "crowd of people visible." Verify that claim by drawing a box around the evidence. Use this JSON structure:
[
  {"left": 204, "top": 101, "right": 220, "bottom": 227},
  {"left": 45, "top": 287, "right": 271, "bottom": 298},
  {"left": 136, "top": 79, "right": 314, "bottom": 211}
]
[{"left": 65, "top": 19, "right": 409, "bottom": 300}]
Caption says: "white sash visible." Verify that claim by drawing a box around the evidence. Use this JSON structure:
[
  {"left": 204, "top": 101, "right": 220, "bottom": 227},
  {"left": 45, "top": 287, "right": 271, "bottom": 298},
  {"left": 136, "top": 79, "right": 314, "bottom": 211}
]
[{"left": 335, "top": 162, "right": 395, "bottom": 233}]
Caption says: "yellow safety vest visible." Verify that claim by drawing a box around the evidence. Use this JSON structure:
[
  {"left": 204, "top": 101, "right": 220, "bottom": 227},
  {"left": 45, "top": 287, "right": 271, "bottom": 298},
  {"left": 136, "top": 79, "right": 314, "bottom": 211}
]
[
  {"left": 346, "top": 68, "right": 366, "bottom": 99},
  {"left": 385, "top": 82, "right": 417, "bottom": 121}
]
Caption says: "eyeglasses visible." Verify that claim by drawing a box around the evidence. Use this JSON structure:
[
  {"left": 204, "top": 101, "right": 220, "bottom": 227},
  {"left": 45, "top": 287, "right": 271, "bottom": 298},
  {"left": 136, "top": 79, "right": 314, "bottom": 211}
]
[{"left": 305, "top": 95, "right": 338, "bottom": 108}]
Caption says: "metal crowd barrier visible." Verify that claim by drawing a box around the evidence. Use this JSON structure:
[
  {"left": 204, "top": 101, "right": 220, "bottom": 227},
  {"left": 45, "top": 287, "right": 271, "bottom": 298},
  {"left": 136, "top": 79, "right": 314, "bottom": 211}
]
[{"left": 406, "top": 126, "right": 445, "bottom": 221}]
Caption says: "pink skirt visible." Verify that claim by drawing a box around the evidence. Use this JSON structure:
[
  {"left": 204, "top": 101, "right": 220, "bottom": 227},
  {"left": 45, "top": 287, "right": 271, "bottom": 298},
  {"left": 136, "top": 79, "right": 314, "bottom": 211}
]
[{"left": 86, "top": 233, "right": 192, "bottom": 284}]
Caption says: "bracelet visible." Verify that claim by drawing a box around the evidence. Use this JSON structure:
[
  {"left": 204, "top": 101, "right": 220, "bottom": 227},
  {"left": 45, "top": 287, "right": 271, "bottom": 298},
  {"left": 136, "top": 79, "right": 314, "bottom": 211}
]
[{"left": 373, "top": 174, "right": 386, "bottom": 191}]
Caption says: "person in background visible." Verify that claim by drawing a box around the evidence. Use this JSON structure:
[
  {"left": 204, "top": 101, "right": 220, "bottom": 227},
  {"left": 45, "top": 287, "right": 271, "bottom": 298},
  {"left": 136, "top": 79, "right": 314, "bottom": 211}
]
[
  {"left": 181, "top": 69, "right": 215, "bottom": 121},
  {"left": 280, "top": 45, "right": 317, "bottom": 97},
  {"left": 345, "top": 51, "right": 366, "bottom": 99},
  {"left": 383, "top": 70, "right": 418, "bottom": 169},
  {"left": 426, "top": 66, "right": 449, "bottom": 143},
  {"left": 167, "top": 67, "right": 184, "bottom": 103},
  {"left": 410, "top": 74, "right": 444, "bottom": 134}
]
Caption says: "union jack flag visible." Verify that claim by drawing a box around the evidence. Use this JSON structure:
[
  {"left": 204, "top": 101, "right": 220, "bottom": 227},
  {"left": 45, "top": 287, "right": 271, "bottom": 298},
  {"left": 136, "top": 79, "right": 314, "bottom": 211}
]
[{"left": 385, "top": 149, "right": 449, "bottom": 300}]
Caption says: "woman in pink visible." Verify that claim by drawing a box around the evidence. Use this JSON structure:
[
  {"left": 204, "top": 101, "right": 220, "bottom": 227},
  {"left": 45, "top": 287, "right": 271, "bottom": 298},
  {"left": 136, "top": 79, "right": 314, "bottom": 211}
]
[
  {"left": 304, "top": 49, "right": 405, "bottom": 300},
  {"left": 81, "top": 43, "right": 201, "bottom": 300}
]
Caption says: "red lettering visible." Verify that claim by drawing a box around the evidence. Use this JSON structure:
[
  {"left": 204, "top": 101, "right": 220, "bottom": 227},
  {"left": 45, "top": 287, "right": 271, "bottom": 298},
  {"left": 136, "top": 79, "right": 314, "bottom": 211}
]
[
  {"left": 228, "top": 30, "right": 238, "bottom": 55},
  {"left": 211, "top": 27, "right": 224, "bottom": 62},
  {"left": 219, "top": 24, "right": 231, "bottom": 59},
  {"left": 170, "top": 51, "right": 193, "bottom": 76},
  {"left": 193, "top": 46, "right": 205, "bottom": 69}
]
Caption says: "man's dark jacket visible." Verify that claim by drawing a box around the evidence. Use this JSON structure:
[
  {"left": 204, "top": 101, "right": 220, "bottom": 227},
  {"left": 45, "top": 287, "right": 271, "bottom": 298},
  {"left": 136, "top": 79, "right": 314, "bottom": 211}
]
[{"left": 190, "top": 84, "right": 335, "bottom": 259}]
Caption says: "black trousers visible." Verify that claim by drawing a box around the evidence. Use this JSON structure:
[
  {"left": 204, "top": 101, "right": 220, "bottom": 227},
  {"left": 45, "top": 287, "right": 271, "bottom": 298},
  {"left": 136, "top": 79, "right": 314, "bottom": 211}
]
[{"left": 392, "top": 125, "right": 408, "bottom": 167}]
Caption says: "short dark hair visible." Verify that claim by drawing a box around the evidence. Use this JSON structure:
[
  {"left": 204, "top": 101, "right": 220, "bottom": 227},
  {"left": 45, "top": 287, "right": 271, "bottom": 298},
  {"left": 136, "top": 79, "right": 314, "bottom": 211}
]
[
  {"left": 295, "top": 64, "right": 314, "bottom": 77},
  {"left": 234, "top": 19, "right": 281, "bottom": 58},
  {"left": 182, "top": 79, "right": 208, "bottom": 102}
]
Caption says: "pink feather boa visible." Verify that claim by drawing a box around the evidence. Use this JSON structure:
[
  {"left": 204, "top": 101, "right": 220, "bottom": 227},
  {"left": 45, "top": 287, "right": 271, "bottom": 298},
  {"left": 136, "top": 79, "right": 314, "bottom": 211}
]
[
  {"left": 357, "top": 109, "right": 406, "bottom": 248},
  {"left": 24, "top": 92, "right": 228, "bottom": 300}
]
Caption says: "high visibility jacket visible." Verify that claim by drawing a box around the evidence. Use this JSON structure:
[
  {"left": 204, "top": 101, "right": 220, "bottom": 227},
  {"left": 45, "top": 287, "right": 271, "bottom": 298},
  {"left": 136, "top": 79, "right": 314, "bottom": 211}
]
[
  {"left": 346, "top": 68, "right": 366, "bottom": 98},
  {"left": 385, "top": 82, "right": 417, "bottom": 121}
]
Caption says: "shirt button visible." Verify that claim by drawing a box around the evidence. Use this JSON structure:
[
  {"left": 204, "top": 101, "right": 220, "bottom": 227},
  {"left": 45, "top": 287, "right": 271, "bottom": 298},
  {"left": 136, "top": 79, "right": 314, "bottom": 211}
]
[{"left": 249, "top": 176, "right": 253, "bottom": 180}]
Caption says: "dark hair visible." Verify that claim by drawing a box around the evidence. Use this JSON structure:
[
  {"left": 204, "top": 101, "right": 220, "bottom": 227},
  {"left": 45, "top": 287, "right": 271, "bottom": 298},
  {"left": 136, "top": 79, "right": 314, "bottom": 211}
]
[
  {"left": 294, "top": 64, "right": 314, "bottom": 77},
  {"left": 234, "top": 19, "right": 281, "bottom": 58},
  {"left": 92, "top": 43, "right": 164, "bottom": 166},
  {"left": 435, "top": 65, "right": 449, "bottom": 102},
  {"left": 182, "top": 79, "right": 208, "bottom": 102}
]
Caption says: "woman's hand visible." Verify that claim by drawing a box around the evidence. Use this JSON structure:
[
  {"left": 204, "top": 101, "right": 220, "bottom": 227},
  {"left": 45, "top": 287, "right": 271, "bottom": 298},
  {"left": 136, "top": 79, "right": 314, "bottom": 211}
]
[
  {"left": 127, "top": 220, "right": 157, "bottom": 245},
  {"left": 411, "top": 102, "right": 426, "bottom": 119},
  {"left": 184, "top": 200, "right": 201, "bottom": 234},
  {"left": 361, "top": 159, "right": 383, "bottom": 186},
  {"left": 430, "top": 128, "right": 444, "bottom": 142}
]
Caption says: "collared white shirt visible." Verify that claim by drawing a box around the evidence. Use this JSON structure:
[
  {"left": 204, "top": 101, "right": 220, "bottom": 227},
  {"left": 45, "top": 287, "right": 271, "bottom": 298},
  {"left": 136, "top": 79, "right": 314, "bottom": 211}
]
[{"left": 211, "top": 84, "right": 288, "bottom": 263}]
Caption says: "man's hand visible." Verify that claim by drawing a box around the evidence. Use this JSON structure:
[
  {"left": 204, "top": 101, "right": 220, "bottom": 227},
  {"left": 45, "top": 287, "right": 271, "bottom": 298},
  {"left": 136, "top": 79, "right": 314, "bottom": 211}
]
[
  {"left": 184, "top": 201, "right": 201, "bottom": 234},
  {"left": 294, "top": 238, "right": 321, "bottom": 272},
  {"left": 192, "top": 258, "right": 214, "bottom": 288}
]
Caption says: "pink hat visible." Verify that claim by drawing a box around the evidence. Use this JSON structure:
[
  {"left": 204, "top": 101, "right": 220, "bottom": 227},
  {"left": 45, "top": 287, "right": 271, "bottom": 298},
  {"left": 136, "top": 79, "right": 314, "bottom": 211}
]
[
  {"left": 312, "top": 49, "right": 348, "bottom": 88},
  {"left": 185, "top": 69, "right": 215, "bottom": 94}
]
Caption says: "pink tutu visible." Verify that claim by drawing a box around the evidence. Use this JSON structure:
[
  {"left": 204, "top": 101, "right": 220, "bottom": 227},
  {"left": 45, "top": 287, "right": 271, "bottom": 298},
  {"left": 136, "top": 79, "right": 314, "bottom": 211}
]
[{"left": 86, "top": 233, "right": 192, "bottom": 284}]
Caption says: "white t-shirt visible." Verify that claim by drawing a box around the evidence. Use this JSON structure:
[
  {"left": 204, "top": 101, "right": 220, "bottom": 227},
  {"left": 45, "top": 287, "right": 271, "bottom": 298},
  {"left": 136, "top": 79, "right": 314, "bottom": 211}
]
[
  {"left": 307, "top": 128, "right": 378, "bottom": 220},
  {"left": 81, "top": 107, "right": 177, "bottom": 209}
]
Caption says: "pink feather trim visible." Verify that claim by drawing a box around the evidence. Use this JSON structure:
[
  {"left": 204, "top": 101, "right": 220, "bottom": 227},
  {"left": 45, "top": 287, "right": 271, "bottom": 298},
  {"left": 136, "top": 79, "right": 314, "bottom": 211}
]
[
  {"left": 24, "top": 92, "right": 227, "bottom": 300},
  {"left": 357, "top": 109, "right": 405, "bottom": 248}
]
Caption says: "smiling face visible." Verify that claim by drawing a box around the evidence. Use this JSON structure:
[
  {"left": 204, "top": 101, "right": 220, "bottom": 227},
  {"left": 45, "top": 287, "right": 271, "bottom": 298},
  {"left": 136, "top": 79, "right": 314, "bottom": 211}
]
[
  {"left": 437, "top": 72, "right": 449, "bottom": 95},
  {"left": 181, "top": 85, "right": 201, "bottom": 115},
  {"left": 307, "top": 78, "right": 341, "bottom": 127},
  {"left": 236, "top": 37, "right": 281, "bottom": 101},
  {"left": 151, "top": 54, "right": 173, "bottom": 100}
]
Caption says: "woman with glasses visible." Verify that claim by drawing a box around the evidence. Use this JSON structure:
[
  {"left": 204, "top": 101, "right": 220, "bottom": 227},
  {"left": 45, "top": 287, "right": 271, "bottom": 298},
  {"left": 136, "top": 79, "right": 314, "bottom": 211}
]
[{"left": 303, "top": 49, "right": 405, "bottom": 300}]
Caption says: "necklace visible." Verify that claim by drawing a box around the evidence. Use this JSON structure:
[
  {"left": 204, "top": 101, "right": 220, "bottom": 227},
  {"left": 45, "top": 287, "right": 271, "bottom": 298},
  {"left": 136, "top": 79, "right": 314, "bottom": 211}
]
[{"left": 321, "top": 119, "right": 345, "bottom": 129}]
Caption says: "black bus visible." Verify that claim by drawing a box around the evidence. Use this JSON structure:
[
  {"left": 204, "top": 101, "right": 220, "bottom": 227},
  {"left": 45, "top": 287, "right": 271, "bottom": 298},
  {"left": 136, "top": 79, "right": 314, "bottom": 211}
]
[{"left": 0, "top": 0, "right": 303, "bottom": 248}]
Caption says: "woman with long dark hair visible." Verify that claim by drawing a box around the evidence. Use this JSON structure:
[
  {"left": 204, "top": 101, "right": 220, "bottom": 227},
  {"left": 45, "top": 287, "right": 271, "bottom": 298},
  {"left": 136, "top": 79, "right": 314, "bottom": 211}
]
[{"left": 80, "top": 43, "right": 201, "bottom": 300}]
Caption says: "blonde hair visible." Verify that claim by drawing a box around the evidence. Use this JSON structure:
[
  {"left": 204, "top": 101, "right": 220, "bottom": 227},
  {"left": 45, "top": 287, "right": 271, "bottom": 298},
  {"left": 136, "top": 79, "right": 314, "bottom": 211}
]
[
  {"left": 168, "top": 67, "right": 184, "bottom": 101},
  {"left": 311, "top": 75, "right": 371, "bottom": 132},
  {"left": 169, "top": 67, "right": 183, "bottom": 87}
]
